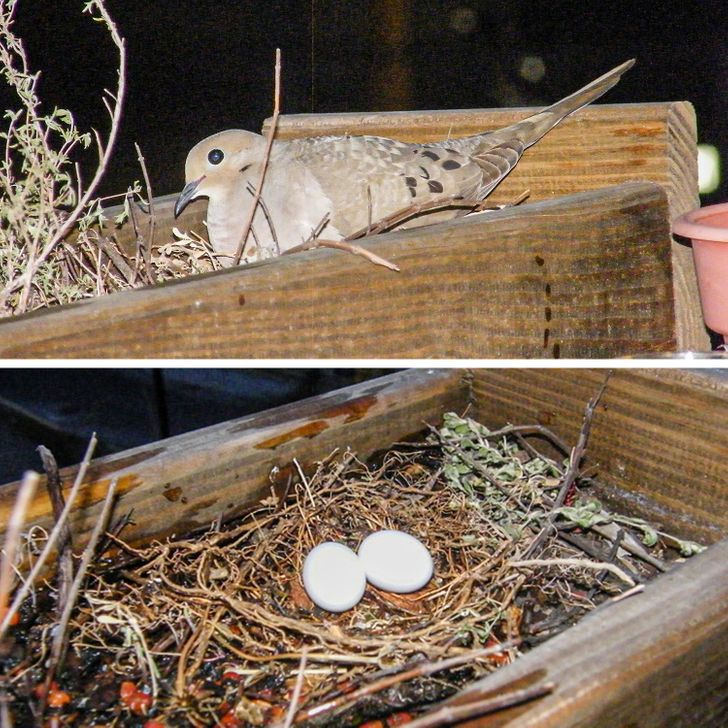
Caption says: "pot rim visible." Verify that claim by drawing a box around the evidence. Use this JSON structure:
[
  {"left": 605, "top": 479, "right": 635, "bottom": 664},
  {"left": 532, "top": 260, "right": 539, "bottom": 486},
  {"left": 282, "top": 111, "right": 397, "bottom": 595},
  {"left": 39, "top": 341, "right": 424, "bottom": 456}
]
[{"left": 673, "top": 201, "right": 728, "bottom": 242}]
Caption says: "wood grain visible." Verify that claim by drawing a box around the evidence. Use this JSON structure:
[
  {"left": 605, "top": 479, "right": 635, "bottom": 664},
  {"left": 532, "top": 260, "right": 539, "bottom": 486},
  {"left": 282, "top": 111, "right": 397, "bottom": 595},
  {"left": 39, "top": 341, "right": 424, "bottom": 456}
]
[
  {"left": 0, "top": 182, "right": 676, "bottom": 358},
  {"left": 451, "top": 538, "right": 728, "bottom": 728},
  {"left": 266, "top": 102, "right": 706, "bottom": 351},
  {"left": 469, "top": 368, "right": 728, "bottom": 542},
  {"left": 0, "top": 369, "right": 467, "bottom": 548},
  {"left": 0, "top": 368, "right": 725, "bottom": 724}
]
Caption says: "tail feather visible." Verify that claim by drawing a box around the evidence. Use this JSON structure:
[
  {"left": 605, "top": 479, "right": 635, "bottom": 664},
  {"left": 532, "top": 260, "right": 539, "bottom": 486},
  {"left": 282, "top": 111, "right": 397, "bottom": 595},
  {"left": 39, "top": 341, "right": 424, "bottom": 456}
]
[{"left": 470, "top": 59, "right": 635, "bottom": 151}]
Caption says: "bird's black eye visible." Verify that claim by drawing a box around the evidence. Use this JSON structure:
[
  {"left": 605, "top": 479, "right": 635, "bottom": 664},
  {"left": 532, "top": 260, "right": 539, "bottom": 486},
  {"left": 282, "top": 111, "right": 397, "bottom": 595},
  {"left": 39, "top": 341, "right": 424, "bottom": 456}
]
[{"left": 207, "top": 148, "right": 224, "bottom": 165}]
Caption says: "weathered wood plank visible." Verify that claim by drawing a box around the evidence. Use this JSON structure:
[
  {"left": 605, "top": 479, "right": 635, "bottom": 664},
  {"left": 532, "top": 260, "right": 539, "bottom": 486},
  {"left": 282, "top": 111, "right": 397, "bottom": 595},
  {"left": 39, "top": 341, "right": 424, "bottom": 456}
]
[
  {"left": 1, "top": 368, "right": 725, "bottom": 724},
  {"left": 469, "top": 368, "right": 728, "bottom": 542},
  {"left": 0, "top": 369, "right": 467, "bottom": 548},
  {"left": 266, "top": 102, "right": 706, "bottom": 351},
  {"left": 0, "top": 182, "right": 676, "bottom": 358},
  {"left": 451, "top": 538, "right": 728, "bottom": 728}
]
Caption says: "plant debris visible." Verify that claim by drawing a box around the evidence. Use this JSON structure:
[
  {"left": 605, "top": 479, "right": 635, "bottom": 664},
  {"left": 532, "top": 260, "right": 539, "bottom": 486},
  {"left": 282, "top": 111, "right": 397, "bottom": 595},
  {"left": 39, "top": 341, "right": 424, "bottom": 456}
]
[{"left": 0, "top": 412, "right": 706, "bottom": 726}]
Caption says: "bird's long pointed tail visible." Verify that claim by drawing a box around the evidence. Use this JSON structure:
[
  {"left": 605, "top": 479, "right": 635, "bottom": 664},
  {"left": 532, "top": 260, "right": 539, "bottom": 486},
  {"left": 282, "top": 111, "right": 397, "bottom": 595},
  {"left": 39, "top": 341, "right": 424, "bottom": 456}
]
[{"left": 476, "top": 59, "right": 635, "bottom": 149}]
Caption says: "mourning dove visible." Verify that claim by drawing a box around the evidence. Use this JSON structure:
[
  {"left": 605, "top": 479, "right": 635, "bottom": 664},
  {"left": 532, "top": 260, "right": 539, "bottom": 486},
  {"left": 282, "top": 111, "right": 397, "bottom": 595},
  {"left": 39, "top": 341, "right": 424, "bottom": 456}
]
[{"left": 175, "top": 59, "right": 634, "bottom": 266}]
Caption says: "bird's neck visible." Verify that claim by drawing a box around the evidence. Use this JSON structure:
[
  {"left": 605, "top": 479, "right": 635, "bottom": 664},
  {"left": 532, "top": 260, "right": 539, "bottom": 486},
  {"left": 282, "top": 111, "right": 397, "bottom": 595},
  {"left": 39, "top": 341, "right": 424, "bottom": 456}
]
[{"left": 206, "top": 172, "right": 272, "bottom": 266}]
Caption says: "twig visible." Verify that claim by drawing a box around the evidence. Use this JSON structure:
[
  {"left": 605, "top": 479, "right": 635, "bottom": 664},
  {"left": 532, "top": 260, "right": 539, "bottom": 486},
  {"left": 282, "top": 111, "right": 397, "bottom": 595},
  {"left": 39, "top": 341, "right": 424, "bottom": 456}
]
[
  {"left": 283, "top": 237, "right": 400, "bottom": 271},
  {"left": 554, "top": 372, "right": 612, "bottom": 509},
  {"left": 37, "top": 446, "right": 74, "bottom": 620},
  {"left": 0, "top": 435, "right": 98, "bottom": 636},
  {"left": 175, "top": 605, "right": 209, "bottom": 698},
  {"left": 0, "top": 472, "right": 38, "bottom": 623},
  {"left": 94, "top": 509, "right": 134, "bottom": 556},
  {"left": 591, "top": 527, "right": 625, "bottom": 594},
  {"left": 404, "top": 680, "right": 555, "bottom": 728},
  {"left": 297, "top": 640, "right": 519, "bottom": 723},
  {"left": 245, "top": 182, "right": 280, "bottom": 255},
  {"left": 134, "top": 143, "right": 155, "bottom": 282},
  {"left": 0, "top": 697, "right": 11, "bottom": 728},
  {"left": 524, "top": 373, "right": 611, "bottom": 558},
  {"left": 345, "top": 194, "right": 476, "bottom": 240},
  {"left": 233, "top": 48, "right": 281, "bottom": 265},
  {"left": 280, "top": 648, "right": 308, "bottom": 728},
  {"left": 509, "top": 558, "right": 635, "bottom": 587},
  {"left": 44, "top": 478, "right": 118, "bottom": 697}
]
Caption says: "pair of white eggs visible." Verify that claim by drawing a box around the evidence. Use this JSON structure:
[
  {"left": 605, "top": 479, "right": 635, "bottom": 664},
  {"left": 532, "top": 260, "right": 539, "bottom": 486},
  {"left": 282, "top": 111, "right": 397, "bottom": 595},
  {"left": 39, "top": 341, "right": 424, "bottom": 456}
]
[{"left": 302, "top": 530, "right": 433, "bottom": 612}]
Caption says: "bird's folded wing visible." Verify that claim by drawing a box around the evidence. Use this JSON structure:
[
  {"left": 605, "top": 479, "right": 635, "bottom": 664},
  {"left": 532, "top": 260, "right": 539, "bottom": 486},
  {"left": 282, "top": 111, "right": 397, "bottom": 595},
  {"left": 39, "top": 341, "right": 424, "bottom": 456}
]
[{"left": 284, "top": 135, "right": 485, "bottom": 233}]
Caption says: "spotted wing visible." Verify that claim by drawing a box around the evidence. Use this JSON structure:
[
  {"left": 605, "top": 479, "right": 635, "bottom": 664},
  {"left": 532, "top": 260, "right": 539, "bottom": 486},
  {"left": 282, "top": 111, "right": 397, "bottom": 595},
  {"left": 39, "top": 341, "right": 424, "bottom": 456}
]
[{"left": 283, "top": 135, "right": 485, "bottom": 235}]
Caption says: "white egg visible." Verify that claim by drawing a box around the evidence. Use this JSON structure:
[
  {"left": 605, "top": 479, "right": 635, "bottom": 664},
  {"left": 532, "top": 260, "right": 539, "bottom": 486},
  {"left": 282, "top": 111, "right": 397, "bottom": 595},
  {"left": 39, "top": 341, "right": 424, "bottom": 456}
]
[
  {"left": 358, "top": 530, "right": 433, "bottom": 593},
  {"left": 302, "top": 542, "right": 366, "bottom": 612}
]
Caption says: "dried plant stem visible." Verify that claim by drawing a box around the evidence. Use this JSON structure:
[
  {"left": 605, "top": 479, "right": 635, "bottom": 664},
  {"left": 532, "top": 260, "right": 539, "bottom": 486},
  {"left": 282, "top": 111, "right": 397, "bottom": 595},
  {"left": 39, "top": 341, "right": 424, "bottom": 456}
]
[
  {"left": 44, "top": 478, "right": 118, "bottom": 694},
  {"left": 37, "top": 446, "right": 74, "bottom": 620},
  {"left": 525, "top": 374, "right": 611, "bottom": 558},
  {"left": 284, "top": 237, "right": 401, "bottom": 271},
  {"left": 404, "top": 680, "right": 555, "bottom": 728},
  {"left": 554, "top": 372, "right": 612, "bottom": 509},
  {"left": 0, "top": 0, "right": 126, "bottom": 310},
  {"left": 0, "top": 435, "right": 98, "bottom": 636},
  {"left": 133, "top": 143, "right": 155, "bottom": 283},
  {"left": 298, "top": 640, "right": 520, "bottom": 723},
  {"left": 233, "top": 48, "right": 281, "bottom": 265},
  {"left": 0, "top": 471, "right": 38, "bottom": 622},
  {"left": 280, "top": 648, "right": 308, "bottom": 728},
  {"left": 345, "top": 194, "right": 477, "bottom": 240},
  {"left": 510, "top": 558, "right": 635, "bottom": 587}
]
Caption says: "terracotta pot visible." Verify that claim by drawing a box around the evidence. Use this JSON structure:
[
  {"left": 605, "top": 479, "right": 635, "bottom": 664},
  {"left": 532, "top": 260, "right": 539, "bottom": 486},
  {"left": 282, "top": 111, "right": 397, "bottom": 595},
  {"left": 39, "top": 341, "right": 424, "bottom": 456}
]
[{"left": 673, "top": 202, "right": 728, "bottom": 339}]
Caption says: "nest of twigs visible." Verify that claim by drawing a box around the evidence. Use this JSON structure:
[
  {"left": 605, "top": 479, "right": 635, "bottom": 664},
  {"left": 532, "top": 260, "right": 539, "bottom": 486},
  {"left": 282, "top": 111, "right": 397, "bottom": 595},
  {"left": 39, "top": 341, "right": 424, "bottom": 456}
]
[{"left": 1, "top": 411, "right": 705, "bottom": 727}]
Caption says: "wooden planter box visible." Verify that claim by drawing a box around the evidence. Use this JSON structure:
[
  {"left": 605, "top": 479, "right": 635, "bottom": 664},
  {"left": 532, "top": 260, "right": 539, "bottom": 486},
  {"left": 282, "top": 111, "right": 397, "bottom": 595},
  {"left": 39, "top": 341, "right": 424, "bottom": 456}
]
[
  {"left": 1, "top": 368, "right": 726, "bottom": 726},
  {"left": 0, "top": 102, "right": 706, "bottom": 358}
]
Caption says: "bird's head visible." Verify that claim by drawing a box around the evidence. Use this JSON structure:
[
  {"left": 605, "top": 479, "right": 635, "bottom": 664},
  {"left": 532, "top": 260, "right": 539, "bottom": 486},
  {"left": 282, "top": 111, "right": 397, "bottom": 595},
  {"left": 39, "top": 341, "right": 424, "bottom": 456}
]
[{"left": 174, "top": 129, "right": 266, "bottom": 217}]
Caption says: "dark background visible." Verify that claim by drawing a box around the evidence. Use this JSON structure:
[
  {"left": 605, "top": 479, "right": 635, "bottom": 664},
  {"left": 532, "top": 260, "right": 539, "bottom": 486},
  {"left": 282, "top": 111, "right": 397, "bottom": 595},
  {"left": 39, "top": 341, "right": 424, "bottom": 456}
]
[
  {"left": 1, "top": 1, "right": 727, "bottom": 482},
  {"left": 4, "top": 0, "right": 728, "bottom": 202},
  {"left": 0, "top": 369, "right": 395, "bottom": 485}
]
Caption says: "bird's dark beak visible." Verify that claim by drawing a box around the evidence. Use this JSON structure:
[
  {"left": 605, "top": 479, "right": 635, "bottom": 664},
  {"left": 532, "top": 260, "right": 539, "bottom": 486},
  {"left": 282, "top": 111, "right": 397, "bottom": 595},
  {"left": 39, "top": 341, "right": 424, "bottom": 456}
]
[{"left": 174, "top": 176, "right": 205, "bottom": 217}]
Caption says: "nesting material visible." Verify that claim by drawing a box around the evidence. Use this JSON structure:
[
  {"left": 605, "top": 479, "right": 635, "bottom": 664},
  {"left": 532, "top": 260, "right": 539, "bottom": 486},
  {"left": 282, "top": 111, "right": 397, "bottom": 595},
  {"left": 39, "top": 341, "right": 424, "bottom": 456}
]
[{"left": 3, "top": 412, "right": 705, "bottom": 726}]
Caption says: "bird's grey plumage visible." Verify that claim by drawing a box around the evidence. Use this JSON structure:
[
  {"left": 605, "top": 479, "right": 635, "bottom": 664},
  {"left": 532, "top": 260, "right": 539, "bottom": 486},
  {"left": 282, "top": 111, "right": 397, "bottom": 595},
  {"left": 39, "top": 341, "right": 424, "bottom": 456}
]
[{"left": 176, "top": 59, "right": 634, "bottom": 266}]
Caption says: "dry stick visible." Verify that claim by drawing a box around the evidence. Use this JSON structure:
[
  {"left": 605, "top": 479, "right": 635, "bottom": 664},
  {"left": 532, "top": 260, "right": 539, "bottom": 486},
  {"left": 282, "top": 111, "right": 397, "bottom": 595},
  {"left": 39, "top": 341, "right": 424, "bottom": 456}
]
[
  {"left": 133, "top": 143, "right": 156, "bottom": 283},
  {"left": 37, "top": 446, "right": 75, "bottom": 620},
  {"left": 299, "top": 239, "right": 399, "bottom": 273},
  {"left": 0, "top": 435, "right": 98, "bottom": 636},
  {"left": 589, "top": 528, "right": 626, "bottom": 596},
  {"left": 345, "top": 194, "right": 477, "bottom": 240},
  {"left": 44, "top": 478, "right": 118, "bottom": 698},
  {"left": 344, "top": 188, "right": 530, "bottom": 242},
  {"left": 0, "top": 472, "right": 39, "bottom": 621},
  {"left": 0, "top": 698, "right": 11, "bottom": 728},
  {"left": 525, "top": 373, "right": 612, "bottom": 559},
  {"left": 403, "top": 681, "right": 556, "bottom": 728},
  {"left": 555, "top": 372, "right": 612, "bottom": 510},
  {"left": 280, "top": 648, "right": 309, "bottom": 728},
  {"left": 297, "top": 640, "right": 520, "bottom": 723},
  {"left": 233, "top": 48, "right": 281, "bottom": 266},
  {"left": 245, "top": 182, "right": 280, "bottom": 255},
  {"left": 175, "top": 604, "right": 210, "bottom": 697},
  {"left": 556, "top": 530, "right": 642, "bottom": 585},
  {"left": 282, "top": 216, "right": 400, "bottom": 271},
  {"left": 509, "top": 557, "right": 635, "bottom": 587}
]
